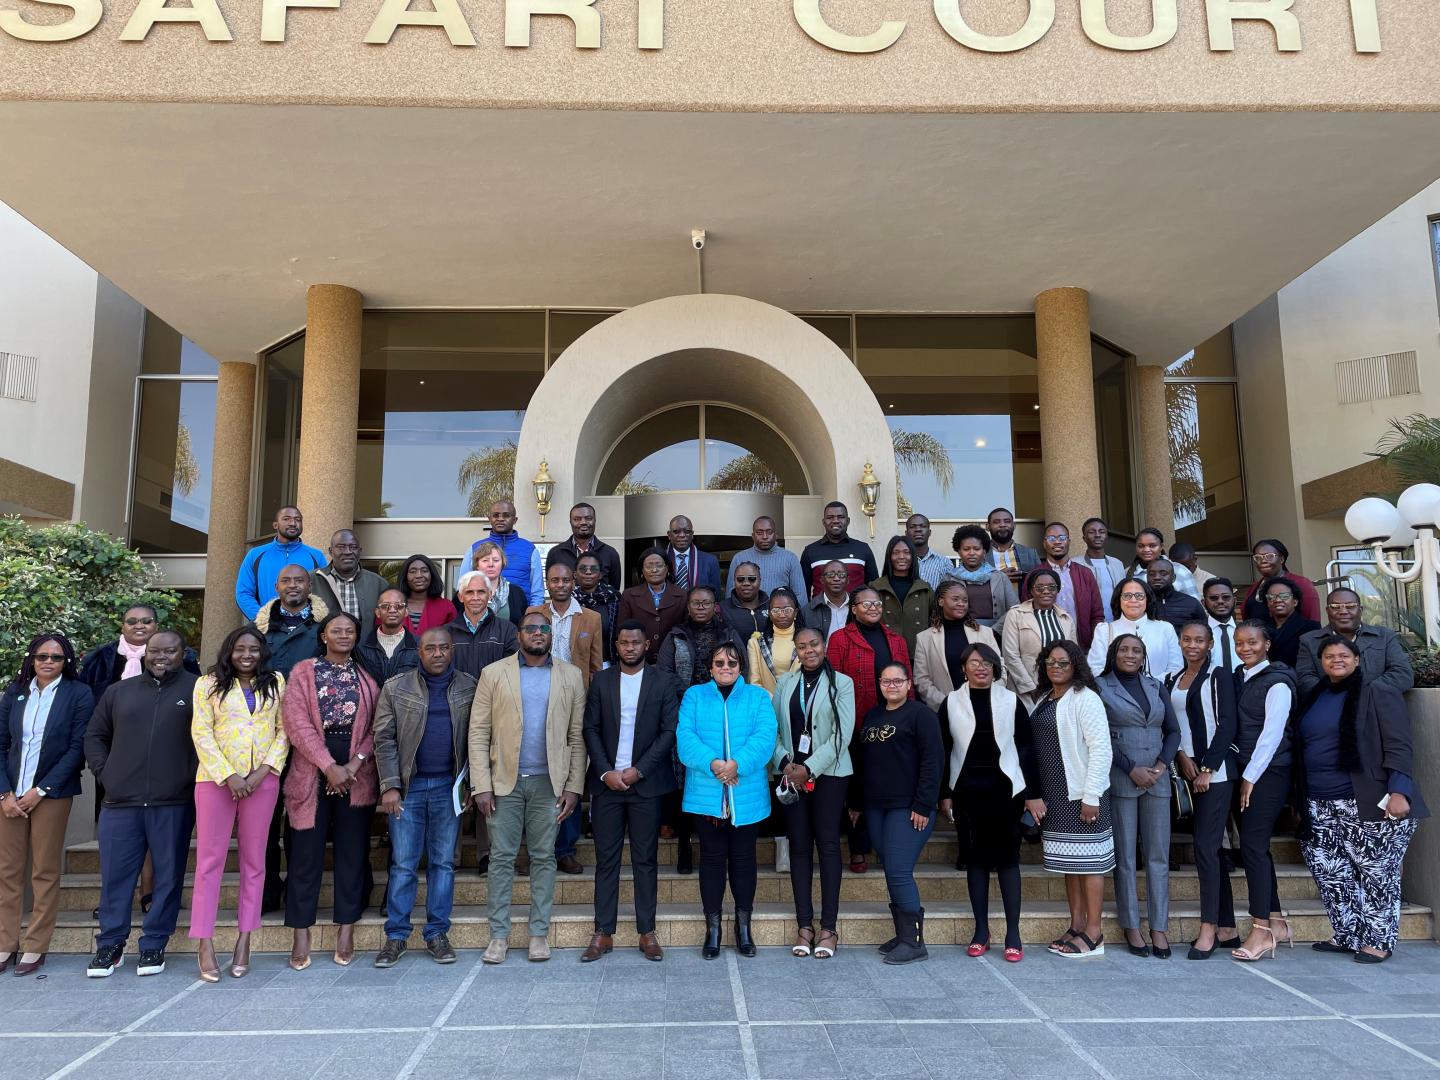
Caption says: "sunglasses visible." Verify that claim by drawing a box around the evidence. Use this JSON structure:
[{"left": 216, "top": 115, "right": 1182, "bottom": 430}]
[
  {"left": 32, "top": 653, "right": 66, "bottom": 663},
  {"left": 124, "top": 617, "right": 155, "bottom": 626},
  {"left": 712, "top": 658, "right": 740, "bottom": 669},
  {"left": 735, "top": 576, "right": 759, "bottom": 584},
  {"left": 521, "top": 624, "right": 553, "bottom": 634},
  {"left": 1044, "top": 657, "right": 1073, "bottom": 668}
]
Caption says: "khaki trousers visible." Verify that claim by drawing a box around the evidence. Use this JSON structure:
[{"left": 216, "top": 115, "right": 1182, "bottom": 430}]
[{"left": 0, "top": 796, "right": 73, "bottom": 954}]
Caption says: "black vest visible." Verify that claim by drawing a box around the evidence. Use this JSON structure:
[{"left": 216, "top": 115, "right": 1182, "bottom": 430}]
[{"left": 1234, "top": 663, "right": 1296, "bottom": 772}]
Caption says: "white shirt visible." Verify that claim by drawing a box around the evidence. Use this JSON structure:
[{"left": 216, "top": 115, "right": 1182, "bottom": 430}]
[
  {"left": 1207, "top": 617, "right": 1238, "bottom": 673},
  {"left": 1170, "top": 680, "right": 1228, "bottom": 784},
  {"left": 1088, "top": 617, "right": 1183, "bottom": 680},
  {"left": 18, "top": 677, "right": 60, "bottom": 793},
  {"left": 1240, "top": 659, "right": 1292, "bottom": 784},
  {"left": 548, "top": 597, "right": 582, "bottom": 665},
  {"left": 823, "top": 596, "right": 849, "bottom": 639},
  {"left": 614, "top": 669, "right": 644, "bottom": 772}
]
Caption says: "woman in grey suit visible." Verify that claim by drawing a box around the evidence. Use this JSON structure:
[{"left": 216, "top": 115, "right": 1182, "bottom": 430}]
[{"left": 1096, "top": 633, "right": 1180, "bottom": 958}]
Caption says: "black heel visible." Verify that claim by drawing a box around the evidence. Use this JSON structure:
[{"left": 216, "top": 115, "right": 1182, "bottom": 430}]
[{"left": 734, "top": 910, "right": 757, "bottom": 958}]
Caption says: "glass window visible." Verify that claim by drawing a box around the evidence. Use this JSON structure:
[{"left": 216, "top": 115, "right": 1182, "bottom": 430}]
[
  {"left": 548, "top": 311, "right": 617, "bottom": 365},
  {"left": 1167, "top": 327, "right": 1235, "bottom": 378},
  {"left": 1431, "top": 217, "right": 1440, "bottom": 314},
  {"left": 856, "top": 316, "right": 1039, "bottom": 520},
  {"left": 1093, "top": 340, "right": 1135, "bottom": 535},
  {"left": 129, "top": 379, "right": 216, "bottom": 553},
  {"left": 142, "top": 312, "right": 220, "bottom": 374},
  {"left": 1168, "top": 381, "right": 1247, "bottom": 551},
  {"left": 257, "top": 335, "right": 303, "bottom": 535},
  {"left": 357, "top": 312, "right": 545, "bottom": 519},
  {"left": 599, "top": 404, "right": 805, "bottom": 495}
]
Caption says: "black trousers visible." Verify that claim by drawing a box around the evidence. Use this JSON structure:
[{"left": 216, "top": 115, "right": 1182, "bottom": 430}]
[
  {"left": 263, "top": 787, "right": 287, "bottom": 909},
  {"left": 1193, "top": 779, "right": 1236, "bottom": 927},
  {"left": 591, "top": 788, "right": 663, "bottom": 935},
  {"left": 1238, "top": 766, "right": 1288, "bottom": 920},
  {"left": 781, "top": 775, "right": 848, "bottom": 930},
  {"left": 696, "top": 817, "right": 759, "bottom": 913},
  {"left": 285, "top": 787, "right": 375, "bottom": 928}
]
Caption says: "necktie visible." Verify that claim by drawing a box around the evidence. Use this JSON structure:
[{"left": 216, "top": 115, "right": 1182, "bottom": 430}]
[
  {"left": 1219, "top": 622, "right": 1233, "bottom": 672},
  {"left": 676, "top": 552, "right": 689, "bottom": 591}
]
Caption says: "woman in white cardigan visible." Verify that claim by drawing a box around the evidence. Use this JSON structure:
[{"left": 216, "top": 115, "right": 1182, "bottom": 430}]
[
  {"left": 1087, "top": 578, "right": 1182, "bottom": 680},
  {"left": 1027, "top": 639, "right": 1114, "bottom": 958}
]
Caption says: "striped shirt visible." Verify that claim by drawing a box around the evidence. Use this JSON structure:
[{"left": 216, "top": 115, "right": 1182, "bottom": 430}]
[{"left": 726, "top": 545, "right": 807, "bottom": 598}]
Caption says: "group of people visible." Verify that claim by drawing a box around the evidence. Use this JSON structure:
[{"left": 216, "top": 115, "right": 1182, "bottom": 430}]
[{"left": 0, "top": 500, "right": 1425, "bottom": 979}]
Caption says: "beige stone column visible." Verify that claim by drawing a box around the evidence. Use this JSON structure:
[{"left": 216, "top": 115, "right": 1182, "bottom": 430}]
[
  {"left": 1035, "top": 287, "right": 1102, "bottom": 533},
  {"left": 202, "top": 360, "right": 257, "bottom": 659},
  {"left": 295, "top": 283, "right": 363, "bottom": 560},
  {"left": 1135, "top": 363, "right": 1175, "bottom": 534}
]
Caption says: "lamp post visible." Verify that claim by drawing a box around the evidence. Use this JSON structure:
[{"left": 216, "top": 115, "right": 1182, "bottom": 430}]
[
  {"left": 1344, "top": 482, "right": 1440, "bottom": 646},
  {"left": 533, "top": 460, "right": 554, "bottom": 540},
  {"left": 858, "top": 462, "right": 881, "bottom": 538}
]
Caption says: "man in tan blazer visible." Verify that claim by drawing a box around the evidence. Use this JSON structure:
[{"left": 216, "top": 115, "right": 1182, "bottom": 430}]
[{"left": 470, "top": 607, "right": 587, "bottom": 964}]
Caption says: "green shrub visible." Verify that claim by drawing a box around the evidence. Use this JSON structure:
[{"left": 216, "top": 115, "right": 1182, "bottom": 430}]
[
  {"left": 0, "top": 516, "right": 186, "bottom": 678},
  {"left": 1406, "top": 643, "right": 1440, "bottom": 690}
]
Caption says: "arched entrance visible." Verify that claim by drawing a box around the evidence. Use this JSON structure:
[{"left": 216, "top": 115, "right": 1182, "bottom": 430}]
[{"left": 514, "top": 293, "right": 898, "bottom": 578}]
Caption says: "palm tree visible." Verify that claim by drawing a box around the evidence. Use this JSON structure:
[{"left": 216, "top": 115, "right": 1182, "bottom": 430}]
[
  {"left": 173, "top": 421, "right": 199, "bottom": 498},
  {"left": 1164, "top": 352, "right": 1206, "bottom": 525},
  {"left": 457, "top": 441, "right": 658, "bottom": 514},
  {"left": 1371, "top": 414, "right": 1440, "bottom": 494},
  {"left": 706, "top": 429, "right": 952, "bottom": 517}
]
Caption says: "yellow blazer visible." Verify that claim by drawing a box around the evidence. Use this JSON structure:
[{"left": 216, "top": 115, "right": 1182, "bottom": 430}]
[
  {"left": 191, "top": 673, "right": 289, "bottom": 784},
  {"left": 468, "top": 655, "right": 587, "bottom": 798}
]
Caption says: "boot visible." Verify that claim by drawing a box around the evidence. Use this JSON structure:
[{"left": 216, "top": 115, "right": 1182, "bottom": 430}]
[
  {"left": 877, "top": 903, "right": 901, "bottom": 955},
  {"left": 734, "top": 910, "right": 757, "bottom": 958},
  {"left": 883, "top": 908, "right": 928, "bottom": 966},
  {"left": 702, "top": 912, "right": 722, "bottom": 960}
]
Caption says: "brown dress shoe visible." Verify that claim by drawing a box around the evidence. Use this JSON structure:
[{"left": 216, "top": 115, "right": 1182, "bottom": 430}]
[
  {"left": 557, "top": 855, "right": 583, "bottom": 875},
  {"left": 581, "top": 933, "right": 613, "bottom": 962},
  {"left": 638, "top": 932, "right": 664, "bottom": 961},
  {"left": 13, "top": 954, "right": 45, "bottom": 977}
]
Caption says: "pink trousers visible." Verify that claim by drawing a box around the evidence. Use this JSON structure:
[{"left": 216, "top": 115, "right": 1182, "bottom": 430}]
[{"left": 188, "top": 773, "right": 279, "bottom": 939}]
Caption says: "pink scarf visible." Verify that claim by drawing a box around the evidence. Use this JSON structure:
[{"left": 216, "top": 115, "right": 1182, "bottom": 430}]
[{"left": 117, "top": 637, "right": 146, "bottom": 680}]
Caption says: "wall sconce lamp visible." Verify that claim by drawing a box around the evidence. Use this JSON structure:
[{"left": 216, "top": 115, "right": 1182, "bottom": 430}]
[
  {"left": 858, "top": 462, "right": 881, "bottom": 538},
  {"left": 533, "top": 460, "right": 555, "bottom": 539}
]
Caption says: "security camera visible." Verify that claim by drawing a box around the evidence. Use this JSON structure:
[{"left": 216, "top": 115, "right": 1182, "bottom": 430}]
[{"left": 691, "top": 229, "right": 707, "bottom": 251}]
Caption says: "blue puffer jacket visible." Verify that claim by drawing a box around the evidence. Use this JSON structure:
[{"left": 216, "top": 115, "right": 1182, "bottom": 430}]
[{"left": 677, "top": 678, "right": 777, "bottom": 827}]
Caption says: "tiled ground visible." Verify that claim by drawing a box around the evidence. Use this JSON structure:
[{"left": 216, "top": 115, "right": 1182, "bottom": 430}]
[{"left": 4, "top": 942, "right": 1440, "bottom": 1079}]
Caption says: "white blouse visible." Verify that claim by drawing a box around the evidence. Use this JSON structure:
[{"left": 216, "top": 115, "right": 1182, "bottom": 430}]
[
  {"left": 1239, "top": 659, "right": 1293, "bottom": 783},
  {"left": 1170, "top": 680, "right": 1228, "bottom": 784},
  {"left": 1087, "top": 617, "right": 1183, "bottom": 681}
]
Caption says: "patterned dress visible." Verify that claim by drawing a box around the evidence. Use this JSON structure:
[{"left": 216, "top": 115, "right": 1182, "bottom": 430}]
[{"left": 1029, "top": 694, "right": 1115, "bottom": 874}]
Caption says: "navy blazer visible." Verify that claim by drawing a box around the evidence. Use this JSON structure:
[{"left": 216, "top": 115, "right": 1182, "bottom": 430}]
[
  {"left": 665, "top": 547, "right": 722, "bottom": 593},
  {"left": 0, "top": 677, "right": 95, "bottom": 798}
]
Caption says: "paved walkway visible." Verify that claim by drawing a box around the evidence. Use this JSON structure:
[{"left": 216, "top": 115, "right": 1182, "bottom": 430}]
[{"left": 4, "top": 943, "right": 1440, "bottom": 1079}]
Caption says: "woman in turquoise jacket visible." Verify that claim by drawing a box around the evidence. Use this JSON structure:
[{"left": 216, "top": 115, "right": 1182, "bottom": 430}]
[{"left": 677, "top": 641, "right": 777, "bottom": 960}]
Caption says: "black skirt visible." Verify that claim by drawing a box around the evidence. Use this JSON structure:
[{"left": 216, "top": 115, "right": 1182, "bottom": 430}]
[{"left": 953, "top": 768, "right": 1023, "bottom": 870}]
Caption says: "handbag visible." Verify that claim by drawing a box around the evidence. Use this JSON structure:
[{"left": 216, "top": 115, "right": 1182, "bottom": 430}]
[{"left": 1169, "top": 761, "right": 1195, "bottom": 825}]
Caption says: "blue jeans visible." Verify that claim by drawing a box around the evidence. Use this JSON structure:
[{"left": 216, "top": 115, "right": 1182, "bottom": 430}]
[
  {"left": 384, "top": 774, "right": 460, "bottom": 942},
  {"left": 867, "top": 805, "right": 935, "bottom": 911},
  {"left": 555, "top": 805, "right": 581, "bottom": 860}
]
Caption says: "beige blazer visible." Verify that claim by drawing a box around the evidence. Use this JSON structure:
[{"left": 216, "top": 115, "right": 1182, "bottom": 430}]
[
  {"left": 1001, "top": 601, "right": 1077, "bottom": 698},
  {"left": 912, "top": 623, "right": 999, "bottom": 710},
  {"left": 468, "top": 655, "right": 587, "bottom": 798},
  {"left": 548, "top": 602, "right": 603, "bottom": 690}
]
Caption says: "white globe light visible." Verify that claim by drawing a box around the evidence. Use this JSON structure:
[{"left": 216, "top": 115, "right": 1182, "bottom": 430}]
[
  {"left": 1345, "top": 497, "right": 1400, "bottom": 544},
  {"left": 1383, "top": 523, "right": 1417, "bottom": 551},
  {"left": 1396, "top": 483, "right": 1440, "bottom": 529}
]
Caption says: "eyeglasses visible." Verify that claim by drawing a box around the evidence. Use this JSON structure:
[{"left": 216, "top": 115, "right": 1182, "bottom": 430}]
[
  {"left": 854, "top": 600, "right": 883, "bottom": 609},
  {"left": 1031, "top": 583, "right": 1058, "bottom": 594},
  {"left": 1327, "top": 602, "right": 1361, "bottom": 612},
  {"left": 691, "top": 599, "right": 716, "bottom": 606},
  {"left": 822, "top": 571, "right": 848, "bottom": 579},
  {"left": 331, "top": 543, "right": 359, "bottom": 552},
  {"left": 770, "top": 605, "right": 796, "bottom": 614},
  {"left": 712, "top": 659, "right": 740, "bottom": 669},
  {"left": 377, "top": 603, "right": 406, "bottom": 612},
  {"left": 878, "top": 677, "right": 909, "bottom": 688},
  {"left": 521, "top": 624, "right": 553, "bottom": 634},
  {"left": 124, "top": 617, "right": 155, "bottom": 626},
  {"left": 32, "top": 653, "right": 66, "bottom": 663},
  {"left": 1043, "top": 657, "right": 1073, "bottom": 668},
  {"left": 1046, "top": 533, "right": 1069, "bottom": 542},
  {"left": 1120, "top": 592, "right": 1147, "bottom": 603},
  {"left": 735, "top": 576, "right": 759, "bottom": 584},
  {"left": 1265, "top": 593, "right": 1295, "bottom": 603},
  {"left": 1253, "top": 552, "right": 1280, "bottom": 562}
]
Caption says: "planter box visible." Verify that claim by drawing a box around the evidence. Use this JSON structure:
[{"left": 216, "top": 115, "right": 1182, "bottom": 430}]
[{"left": 1403, "top": 687, "right": 1440, "bottom": 940}]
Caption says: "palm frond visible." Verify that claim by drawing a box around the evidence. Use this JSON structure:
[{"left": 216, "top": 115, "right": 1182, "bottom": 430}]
[
  {"left": 890, "top": 430, "right": 953, "bottom": 494},
  {"left": 456, "top": 440, "right": 518, "bottom": 518},
  {"left": 173, "top": 421, "right": 199, "bottom": 498},
  {"left": 1370, "top": 414, "right": 1440, "bottom": 490},
  {"left": 707, "top": 456, "right": 786, "bottom": 495}
]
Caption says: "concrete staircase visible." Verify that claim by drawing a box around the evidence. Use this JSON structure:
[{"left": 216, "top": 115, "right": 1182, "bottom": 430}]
[{"left": 47, "top": 830, "right": 1435, "bottom": 954}]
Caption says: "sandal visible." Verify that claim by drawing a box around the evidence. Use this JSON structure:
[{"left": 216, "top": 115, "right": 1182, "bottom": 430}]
[
  {"left": 1048, "top": 927, "right": 1081, "bottom": 953},
  {"left": 814, "top": 930, "right": 838, "bottom": 959},
  {"left": 792, "top": 926, "right": 814, "bottom": 957},
  {"left": 1231, "top": 925, "right": 1276, "bottom": 963},
  {"left": 1054, "top": 930, "right": 1104, "bottom": 958}
]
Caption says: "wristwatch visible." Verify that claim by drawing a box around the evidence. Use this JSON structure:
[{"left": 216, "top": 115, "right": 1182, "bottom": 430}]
[{"left": 1199, "top": 765, "right": 1213, "bottom": 775}]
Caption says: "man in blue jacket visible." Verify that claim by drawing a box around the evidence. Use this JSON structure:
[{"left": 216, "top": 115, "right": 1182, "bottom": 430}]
[
  {"left": 234, "top": 505, "right": 326, "bottom": 620},
  {"left": 460, "top": 498, "right": 543, "bottom": 606}
]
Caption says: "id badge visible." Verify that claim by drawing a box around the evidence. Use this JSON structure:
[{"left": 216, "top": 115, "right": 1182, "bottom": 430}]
[{"left": 797, "top": 734, "right": 812, "bottom": 755}]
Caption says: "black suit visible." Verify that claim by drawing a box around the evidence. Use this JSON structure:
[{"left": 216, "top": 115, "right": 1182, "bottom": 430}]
[{"left": 583, "top": 664, "right": 680, "bottom": 936}]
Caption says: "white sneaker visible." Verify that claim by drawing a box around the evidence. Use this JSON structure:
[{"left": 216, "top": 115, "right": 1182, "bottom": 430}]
[{"left": 775, "top": 837, "right": 790, "bottom": 873}]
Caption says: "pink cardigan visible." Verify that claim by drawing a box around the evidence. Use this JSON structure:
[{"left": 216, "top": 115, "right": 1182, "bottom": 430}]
[{"left": 281, "top": 658, "right": 379, "bottom": 830}]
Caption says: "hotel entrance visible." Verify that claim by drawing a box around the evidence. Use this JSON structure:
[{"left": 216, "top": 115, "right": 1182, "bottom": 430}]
[{"left": 617, "top": 491, "right": 786, "bottom": 588}]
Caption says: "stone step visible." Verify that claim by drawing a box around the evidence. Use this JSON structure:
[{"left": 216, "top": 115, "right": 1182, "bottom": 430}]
[
  {"left": 62, "top": 833, "right": 1304, "bottom": 874},
  {"left": 51, "top": 862, "right": 1323, "bottom": 912},
  {"left": 42, "top": 899, "right": 1433, "bottom": 955}
]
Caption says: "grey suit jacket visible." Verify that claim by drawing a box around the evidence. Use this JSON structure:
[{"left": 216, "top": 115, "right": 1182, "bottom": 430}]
[
  {"left": 1095, "top": 671, "right": 1180, "bottom": 799},
  {"left": 1295, "top": 624, "right": 1414, "bottom": 696}
]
